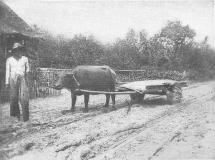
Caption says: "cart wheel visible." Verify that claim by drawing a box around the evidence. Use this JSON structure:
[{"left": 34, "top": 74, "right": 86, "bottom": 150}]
[
  {"left": 166, "top": 86, "right": 182, "bottom": 104},
  {"left": 130, "top": 93, "right": 145, "bottom": 104}
]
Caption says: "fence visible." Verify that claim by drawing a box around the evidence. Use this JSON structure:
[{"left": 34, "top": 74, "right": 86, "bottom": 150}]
[
  {"left": 0, "top": 82, "right": 9, "bottom": 104},
  {"left": 35, "top": 68, "right": 73, "bottom": 98},
  {"left": 0, "top": 68, "right": 185, "bottom": 103},
  {"left": 0, "top": 68, "right": 64, "bottom": 103}
]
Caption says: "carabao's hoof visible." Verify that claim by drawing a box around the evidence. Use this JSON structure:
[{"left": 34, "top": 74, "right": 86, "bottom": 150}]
[
  {"left": 103, "top": 104, "right": 109, "bottom": 108},
  {"left": 111, "top": 106, "right": 116, "bottom": 111},
  {"left": 62, "top": 109, "right": 73, "bottom": 114},
  {"left": 83, "top": 108, "right": 89, "bottom": 113},
  {"left": 71, "top": 108, "right": 76, "bottom": 112},
  {"left": 102, "top": 108, "right": 109, "bottom": 113}
]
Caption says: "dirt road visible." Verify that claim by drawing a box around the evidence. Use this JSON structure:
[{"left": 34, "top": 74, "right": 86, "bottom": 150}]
[{"left": 1, "top": 80, "right": 215, "bottom": 160}]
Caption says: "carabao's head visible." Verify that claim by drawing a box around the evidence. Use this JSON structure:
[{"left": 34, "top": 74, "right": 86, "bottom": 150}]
[{"left": 53, "top": 72, "right": 78, "bottom": 91}]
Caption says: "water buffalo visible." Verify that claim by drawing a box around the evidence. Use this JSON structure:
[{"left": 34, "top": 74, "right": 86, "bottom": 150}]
[{"left": 53, "top": 65, "right": 116, "bottom": 112}]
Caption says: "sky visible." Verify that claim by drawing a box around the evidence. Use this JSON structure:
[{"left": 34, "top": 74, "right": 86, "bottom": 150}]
[{"left": 4, "top": 0, "right": 215, "bottom": 47}]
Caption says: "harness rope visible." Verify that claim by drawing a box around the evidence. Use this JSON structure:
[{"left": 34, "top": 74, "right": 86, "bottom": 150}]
[{"left": 72, "top": 74, "right": 80, "bottom": 89}]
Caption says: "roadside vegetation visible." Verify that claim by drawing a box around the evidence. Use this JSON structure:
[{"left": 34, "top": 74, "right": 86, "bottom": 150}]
[{"left": 32, "top": 20, "right": 215, "bottom": 81}]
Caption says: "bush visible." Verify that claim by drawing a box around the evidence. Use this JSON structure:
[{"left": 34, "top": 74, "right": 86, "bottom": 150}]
[{"left": 116, "top": 69, "right": 185, "bottom": 82}]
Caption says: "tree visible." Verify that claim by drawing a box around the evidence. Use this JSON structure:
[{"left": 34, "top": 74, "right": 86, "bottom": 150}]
[
  {"left": 148, "top": 34, "right": 171, "bottom": 68},
  {"left": 67, "top": 34, "right": 104, "bottom": 66},
  {"left": 160, "top": 21, "right": 195, "bottom": 54},
  {"left": 126, "top": 28, "right": 138, "bottom": 46},
  {"left": 138, "top": 30, "right": 150, "bottom": 65},
  {"left": 160, "top": 21, "right": 196, "bottom": 70}
]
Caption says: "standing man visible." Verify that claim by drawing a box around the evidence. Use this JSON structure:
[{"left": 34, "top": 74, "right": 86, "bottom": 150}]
[{"left": 5, "top": 43, "right": 30, "bottom": 122}]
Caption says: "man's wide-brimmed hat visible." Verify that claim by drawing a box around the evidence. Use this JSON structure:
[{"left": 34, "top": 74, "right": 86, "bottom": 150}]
[{"left": 12, "top": 43, "right": 23, "bottom": 51}]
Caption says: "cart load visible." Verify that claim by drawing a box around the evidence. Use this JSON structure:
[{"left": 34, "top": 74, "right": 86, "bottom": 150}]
[{"left": 117, "top": 79, "right": 187, "bottom": 104}]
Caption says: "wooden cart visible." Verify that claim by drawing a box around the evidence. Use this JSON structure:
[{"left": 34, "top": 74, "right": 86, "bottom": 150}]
[{"left": 75, "top": 79, "right": 187, "bottom": 104}]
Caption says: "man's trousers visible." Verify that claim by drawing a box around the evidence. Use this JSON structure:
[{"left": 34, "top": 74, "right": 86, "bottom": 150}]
[{"left": 9, "top": 75, "right": 29, "bottom": 121}]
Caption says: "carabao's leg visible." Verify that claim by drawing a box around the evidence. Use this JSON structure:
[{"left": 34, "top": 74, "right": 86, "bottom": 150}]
[
  {"left": 104, "top": 94, "right": 110, "bottom": 107},
  {"left": 10, "top": 78, "right": 20, "bottom": 119},
  {"left": 84, "top": 93, "right": 89, "bottom": 112},
  {"left": 20, "top": 77, "right": 29, "bottom": 122},
  {"left": 71, "top": 93, "right": 76, "bottom": 112},
  {"left": 111, "top": 94, "right": 116, "bottom": 110}
]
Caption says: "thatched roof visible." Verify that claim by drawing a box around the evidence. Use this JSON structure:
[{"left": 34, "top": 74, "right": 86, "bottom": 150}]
[{"left": 0, "top": 1, "right": 36, "bottom": 37}]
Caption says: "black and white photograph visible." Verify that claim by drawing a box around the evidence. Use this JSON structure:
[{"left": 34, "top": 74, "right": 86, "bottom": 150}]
[{"left": 0, "top": 0, "right": 215, "bottom": 159}]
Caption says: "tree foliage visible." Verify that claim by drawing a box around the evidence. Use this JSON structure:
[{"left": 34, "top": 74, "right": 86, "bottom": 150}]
[{"left": 32, "top": 20, "right": 215, "bottom": 80}]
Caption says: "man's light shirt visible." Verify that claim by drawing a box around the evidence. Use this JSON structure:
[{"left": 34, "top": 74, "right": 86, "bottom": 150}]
[{"left": 5, "top": 56, "right": 30, "bottom": 84}]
